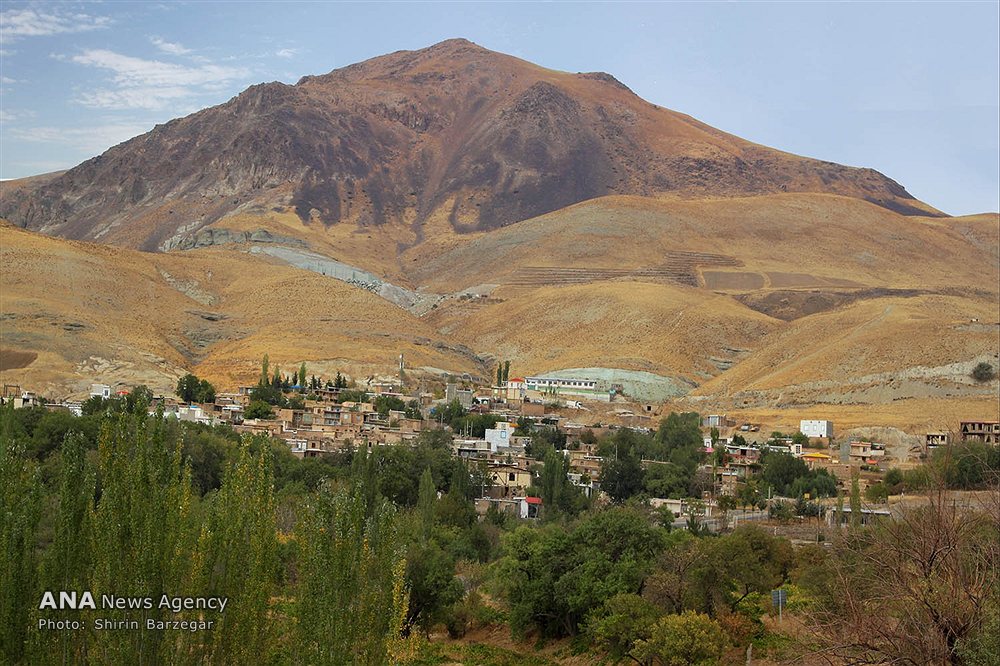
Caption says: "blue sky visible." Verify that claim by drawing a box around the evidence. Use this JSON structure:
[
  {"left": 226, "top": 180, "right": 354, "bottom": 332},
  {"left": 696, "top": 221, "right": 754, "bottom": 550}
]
[{"left": 1, "top": 1, "right": 997, "bottom": 215}]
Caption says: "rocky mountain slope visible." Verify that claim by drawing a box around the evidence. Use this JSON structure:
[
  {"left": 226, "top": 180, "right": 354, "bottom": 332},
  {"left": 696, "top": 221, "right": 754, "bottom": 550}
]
[{"left": 0, "top": 39, "right": 937, "bottom": 252}]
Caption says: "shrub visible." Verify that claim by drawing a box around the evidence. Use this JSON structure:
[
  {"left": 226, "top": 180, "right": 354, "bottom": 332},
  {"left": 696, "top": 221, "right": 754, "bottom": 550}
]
[{"left": 971, "top": 362, "right": 996, "bottom": 382}]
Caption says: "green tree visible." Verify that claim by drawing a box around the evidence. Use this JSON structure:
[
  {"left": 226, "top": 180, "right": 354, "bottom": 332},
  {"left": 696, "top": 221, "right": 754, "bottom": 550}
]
[
  {"left": 633, "top": 611, "right": 727, "bottom": 666},
  {"left": 584, "top": 593, "right": 662, "bottom": 662},
  {"left": 90, "top": 413, "right": 197, "bottom": 663},
  {"left": 417, "top": 468, "right": 437, "bottom": 542},
  {"left": 298, "top": 362, "right": 307, "bottom": 390},
  {"left": 245, "top": 400, "right": 275, "bottom": 420},
  {"left": 602, "top": 451, "right": 646, "bottom": 503},
  {"left": 34, "top": 433, "right": 95, "bottom": 664},
  {"left": 760, "top": 452, "right": 809, "bottom": 496},
  {"left": 198, "top": 378, "right": 216, "bottom": 403},
  {"left": 295, "top": 481, "right": 408, "bottom": 664},
  {"left": 188, "top": 437, "right": 278, "bottom": 664},
  {"left": 176, "top": 373, "right": 201, "bottom": 402},
  {"left": 498, "top": 508, "right": 668, "bottom": 637},
  {"left": 176, "top": 373, "right": 215, "bottom": 403},
  {"left": 0, "top": 407, "right": 43, "bottom": 664},
  {"left": 260, "top": 354, "right": 270, "bottom": 386},
  {"left": 405, "top": 538, "right": 462, "bottom": 636},
  {"left": 503, "top": 361, "right": 511, "bottom": 384},
  {"left": 850, "top": 472, "right": 862, "bottom": 528}
]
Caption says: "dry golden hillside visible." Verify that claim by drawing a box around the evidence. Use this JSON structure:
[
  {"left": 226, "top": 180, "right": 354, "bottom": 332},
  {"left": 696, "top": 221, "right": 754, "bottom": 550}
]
[
  {"left": 689, "top": 294, "right": 998, "bottom": 403},
  {"left": 0, "top": 224, "right": 480, "bottom": 398},
  {"left": 425, "top": 281, "right": 779, "bottom": 385},
  {"left": 2, "top": 189, "right": 997, "bottom": 431},
  {"left": 399, "top": 194, "right": 998, "bottom": 294}
]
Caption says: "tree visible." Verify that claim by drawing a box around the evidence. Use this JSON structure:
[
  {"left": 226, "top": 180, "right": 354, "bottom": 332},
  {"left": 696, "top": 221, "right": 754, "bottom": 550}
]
[
  {"left": 806, "top": 489, "right": 999, "bottom": 665},
  {"left": 584, "top": 593, "right": 662, "bottom": 662},
  {"left": 189, "top": 437, "right": 278, "bottom": 663},
  {"left": 417, "top": 468, "right": 437, "bottom": 542},
  {"left": 850, "top": 471, "right": 862, "bottom": 528},
  {"left": 90, "top": 413, "right": 196, "bottom": 663},
  {"left": 503, "top": 361, "right": 511, "bottom": 384},
  {"left": 295, "top": 480, "right": 409, "bottom": 664},
  {"left": 602, "top": 451, "right": 646, "bottom": 503},
  {"left": 497, "top": 508, "right": 668, "bottom": 638},
  {"left": 0, "top": 407, "right": 43, "bottom": 664},
  {"left": 971, "top": 362, "right": 996, "bottom": 382},
  {"left": 176, "top": 373, "right": 215, "bottom": 403},
  {"left": 633, "top": 611, "right": 727, "bottom": 666},
  {"left": 298, "top": 362, "right": 307, "bottom": 389},
  {"left": 260, "top": 354, "right": 270, "bottom": 386},
  {"left": 761, "top": 452, "right": 809, "bottom": 496},
  {"left": 198, "top": 378, "right": 216, "bottom": 403},
  {"left": 176, "top": 373, "right": 201, "bottom": 402},
  {"left": 35, "top": 433, "right": 95, "bottom": 663},
  {"left": 245, "top": 400, "right": 275, "bottom": 420},
  {"left": 334, "top": 371, "right": 348, "bottom": 389},
  {"left": 688, "top": 526, "right": 793, "bottom": 614},
  {"left": 496, "top": 364, "right": 503, "bottom": 386}
]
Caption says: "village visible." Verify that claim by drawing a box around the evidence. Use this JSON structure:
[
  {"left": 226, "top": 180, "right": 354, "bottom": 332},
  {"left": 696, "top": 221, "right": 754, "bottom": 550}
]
[{"left": 5, "top": 362, "right": 998, "bottom": 532}]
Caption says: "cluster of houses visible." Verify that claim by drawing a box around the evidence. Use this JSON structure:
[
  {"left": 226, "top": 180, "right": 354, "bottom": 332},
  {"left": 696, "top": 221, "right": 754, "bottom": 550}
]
[{"left": 3, "top": 377, "right": 998, "bottom": 522}]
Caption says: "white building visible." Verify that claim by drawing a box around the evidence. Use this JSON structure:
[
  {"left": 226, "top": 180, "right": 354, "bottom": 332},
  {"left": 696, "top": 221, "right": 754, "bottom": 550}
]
[
  {"left": 484, "top": 422, "right": 517, "bottom": 452},
  {"left": 523, "top": 376, "right": 610, "bottom": 402},
  {"left": 800, "top": 419, "right": 833, "bottom": 438},
  {"left": 90, "top": 384, "right": 111, "bottom": 399}
]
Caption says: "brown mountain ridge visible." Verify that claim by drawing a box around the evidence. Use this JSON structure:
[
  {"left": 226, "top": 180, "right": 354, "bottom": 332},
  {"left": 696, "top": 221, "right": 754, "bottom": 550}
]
[{"left": 0, "top": 38, "right": 938, "bottom": 252}]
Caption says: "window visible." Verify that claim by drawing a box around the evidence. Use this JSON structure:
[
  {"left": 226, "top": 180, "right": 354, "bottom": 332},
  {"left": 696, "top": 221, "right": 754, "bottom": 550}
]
[{"left": 509, "top": 472, "right": 516, "bottom": 481}]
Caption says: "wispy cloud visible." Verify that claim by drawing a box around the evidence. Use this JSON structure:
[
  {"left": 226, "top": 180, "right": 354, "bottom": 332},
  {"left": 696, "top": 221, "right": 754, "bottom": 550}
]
[
  {"left": 151, "top": 36, "right": 191, "bottom": 56},
  {"left": 10, "top": 122, "right": 152, "bottom": 153},
  {"left": 68, "top": 49, "right": 249, "bottom": 110},
  {"left": 275, "top": 48, "right": 298, "bottom": 59},
  {"left": 0, "top": 75, "right": 17, "bottom": 84},
  {"left": 0, "top": 8, "right": 110, "bottom": 40}
]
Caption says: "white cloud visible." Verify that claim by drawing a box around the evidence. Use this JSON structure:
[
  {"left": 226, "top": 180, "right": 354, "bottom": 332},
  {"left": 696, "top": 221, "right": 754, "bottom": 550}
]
[
  {"left": 76, "top": 86, "right": 193, "bottom": 111},
  {"left": 11, "top": 122, "right": 152, "bottom": 153},
  {"left": 0, "top": 8, "right": 110, "bottom": 40},
  {"left": 0, "top": 109, "right": 16, "bottom": 122},
  {"left": 0, "top": 75, "right": 16, "bottom": 84},
  {"left": 275, "top": 48, "right": 298, "bottom": 59},
  {"left": 68, "top": 49, "right": 249, "bottom": 110},
  {"left": 151, "top": 36, "right": 191, "bottom": 56}
]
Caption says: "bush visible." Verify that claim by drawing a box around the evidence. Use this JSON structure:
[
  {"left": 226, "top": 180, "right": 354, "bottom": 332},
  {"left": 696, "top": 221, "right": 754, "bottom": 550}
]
[
  {"left": 633, "top": 611, "right": 727, "bottom": 666},
  {"left": 971, "top": 362, "right": 996, "bottom": 382}
]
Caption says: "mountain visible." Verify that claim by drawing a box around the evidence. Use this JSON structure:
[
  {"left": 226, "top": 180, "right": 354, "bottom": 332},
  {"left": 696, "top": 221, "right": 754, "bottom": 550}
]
[
  {"left": 0, "top": 38, "right": 939, "bottom": 252},
  {"left": 1, "top": 40, "right": 996, "bottom": 430}
]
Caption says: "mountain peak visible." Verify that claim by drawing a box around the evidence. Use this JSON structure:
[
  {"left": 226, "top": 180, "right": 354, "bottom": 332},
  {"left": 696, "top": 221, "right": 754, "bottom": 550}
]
[{"left": 0, "top": 40, "right": 936, "bottom": 250}]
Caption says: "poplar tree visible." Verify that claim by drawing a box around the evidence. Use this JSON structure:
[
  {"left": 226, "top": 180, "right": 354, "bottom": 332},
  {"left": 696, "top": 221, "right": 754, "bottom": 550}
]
[
  {"left": 90, "top": 413, "right": 196, "bottom": 665},
  {"left": 295, "top": 481, "right": 408, "bottom": 665},
  {"left": 188, "top": 436, "right": 278, "bottom": 664},
  {"left": 34, "top": 432, "right": 96, "bottom": 664},
  {"left": 417, "top": 468, "right": 437, "bottom": 543},
  {"left": 0, "top": 408, "right": 42, "bottom": 664},
  {"left": 298, "top": 363, "right": 307, "bottom": 390},
  {"left": 849, "top": 472, "right": 862, "bottom": 528}
]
